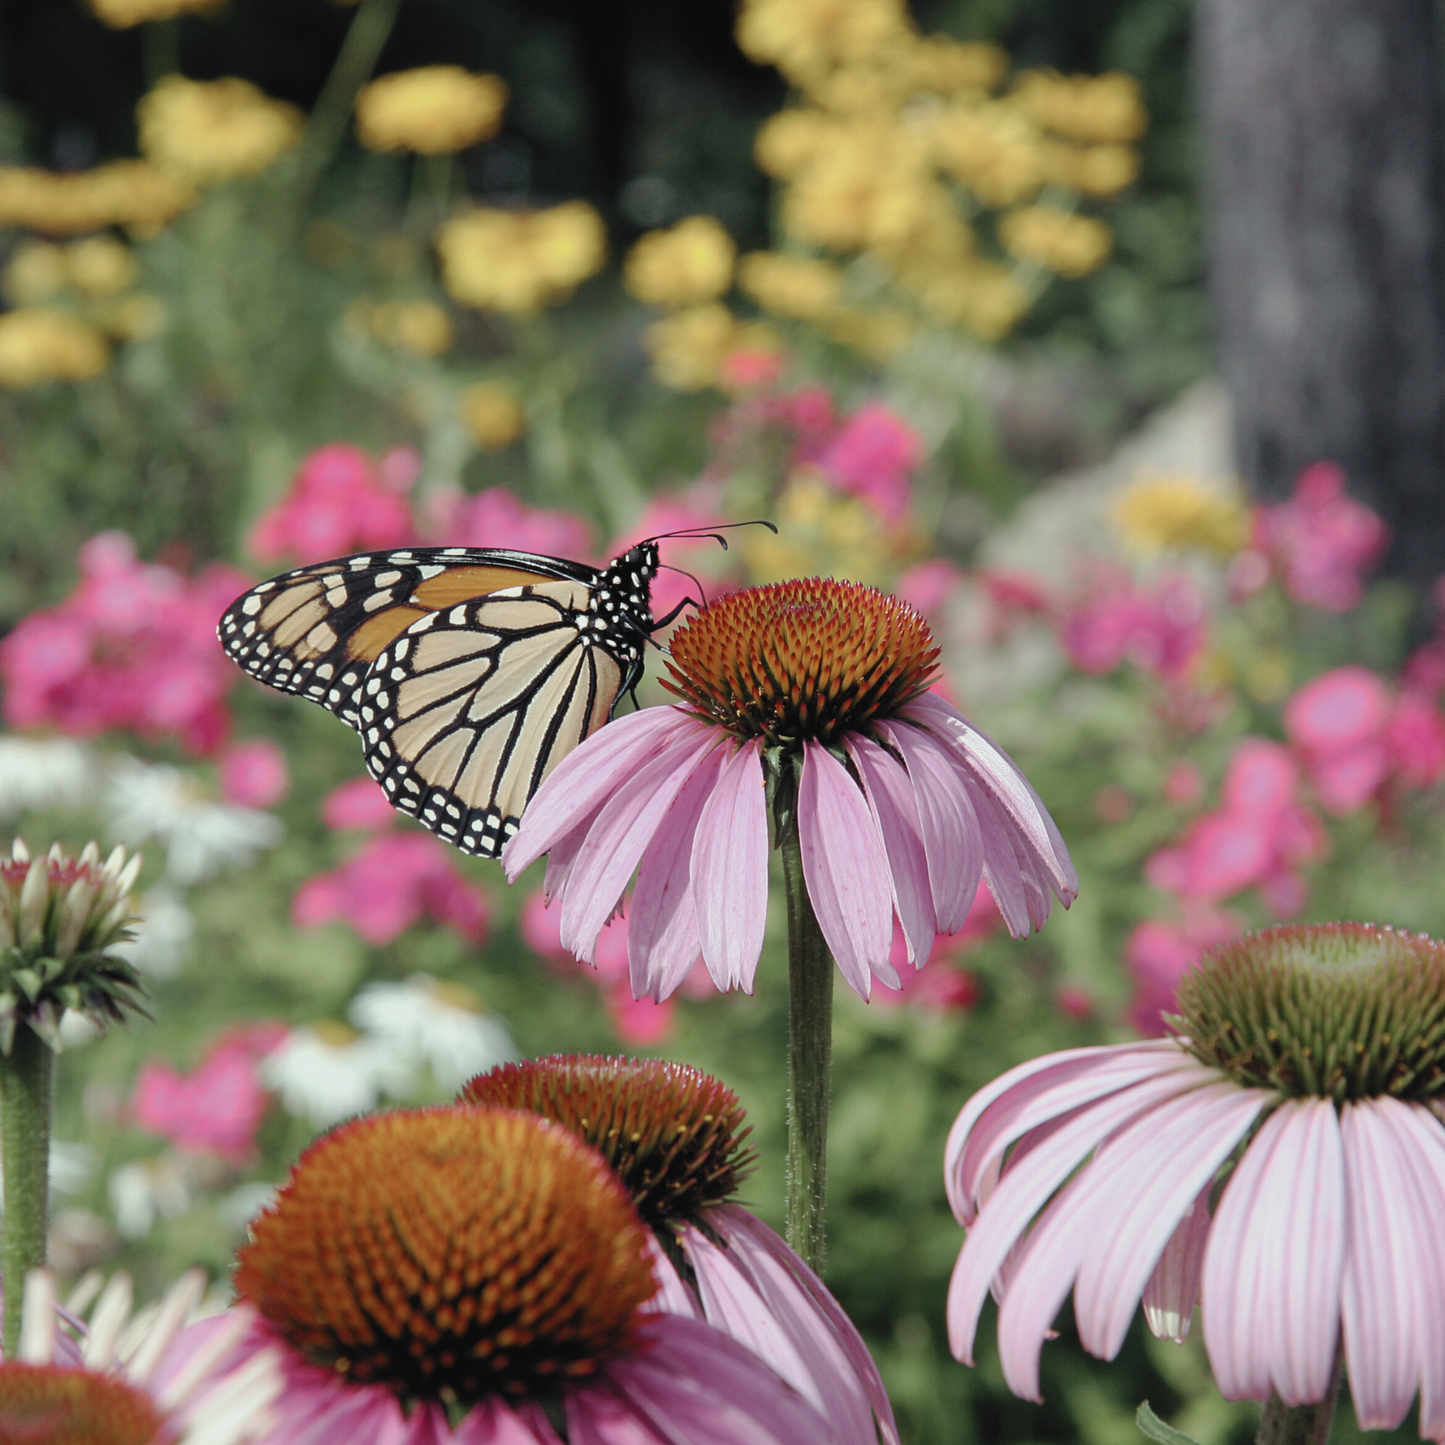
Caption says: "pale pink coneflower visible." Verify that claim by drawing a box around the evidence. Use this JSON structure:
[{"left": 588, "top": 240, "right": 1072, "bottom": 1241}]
[
  {"left": 503, "top": 577, "right": 1076, "bottom": 1001},
  {"left": 0, "top": 1266, "right": 281, "bottom": 1444},
  {"left": 228, "top": 1105, "right": 840, "bottom": 1444},
  {"left": 946, "top": 923, "right": 1445, "bottom": 1441},
  {"left": 460, "top": 1054, "right": 898, "bottom": 1445}
]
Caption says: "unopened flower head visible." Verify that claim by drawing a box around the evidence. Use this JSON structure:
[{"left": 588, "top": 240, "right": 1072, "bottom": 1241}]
[
  {"left": 231, "top": 1105, "right": 834, "bottom": 1442},
  {"left": 0, "top": 839, "right": 146, "bottom": 1052},
  {"left": 945, "top": 922, "right": 1445, "bottom": 1440},
  {"left": 506, "top": 578, "right": 1074, "bottom": 1000}
]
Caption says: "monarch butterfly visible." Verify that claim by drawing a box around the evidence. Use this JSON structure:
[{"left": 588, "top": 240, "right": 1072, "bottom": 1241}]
[{"left": 218, "top": 538, "right": 707, "bottom": 858}]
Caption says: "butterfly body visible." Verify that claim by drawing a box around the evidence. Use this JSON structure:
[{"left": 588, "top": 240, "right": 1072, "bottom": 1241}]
[{"left": 219, "top": 542, "right": 662, "bottom": 856}]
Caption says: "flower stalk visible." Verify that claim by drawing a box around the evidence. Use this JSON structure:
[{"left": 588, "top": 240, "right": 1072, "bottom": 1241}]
[
  {"left": 1256, "top": 1348, "right": 1344, "bottom": 1445},
  {"left": 0, "top": 1025, "right": 53, "bottom": 1355}
]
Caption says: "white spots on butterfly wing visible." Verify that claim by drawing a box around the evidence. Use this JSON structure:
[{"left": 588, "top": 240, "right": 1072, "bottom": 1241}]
[
  {"left": 366, "top": 678, "right": 381, "bottom": 695},
  {"left": 411, "top": 614, "right": 437, "bottom": 632},
  {"left": 317, "top": 663, "right": 334, "bottom": 680},
  {"left": 390, "top": 668, "right": 406, "bottom": 681},
  {"left": 393, "top": 639, "right": 412, "bottom": 660},
  {"left": 362, "top": 589, "right": 394, "bottom": 612},
  {"left": 442, "top": 548, "right": 468, "bottom": 556},
  {"left": 349, "top": 556, "right": 373, "bottom": 570},
  {"left": 416, "top": 565, "right": 446, "bottom": 580},
  {"left": 448, "top": 606, "right": 468, "bottom": 625},
  {"left": 242, "top": 595, "right": 262, "bottom": 616},
  {"left": 326, "top": 586, "right": 348, "bottom": 608}
]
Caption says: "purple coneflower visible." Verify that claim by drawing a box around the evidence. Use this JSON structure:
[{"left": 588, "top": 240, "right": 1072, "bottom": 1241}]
[
  {"left": 459, "top": 1054, "right": 898, "bottom": 1445},
  {"left": 945, "top": 923, "right": 1445, "bottom": 1441},
  {"left": 228, "top": 1105, "right": 839, "bottom": 1444},
  {"left": 1, "top": 1267, "right": 280, "bottom": 1445}
]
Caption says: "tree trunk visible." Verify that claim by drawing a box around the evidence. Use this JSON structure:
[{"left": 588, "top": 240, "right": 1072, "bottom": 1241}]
[{"left": 1196, "top": 0, "right": 1445, "bottom": 588}]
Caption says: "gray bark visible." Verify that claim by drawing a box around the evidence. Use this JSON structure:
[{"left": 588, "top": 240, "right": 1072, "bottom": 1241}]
[{"left": 1196, "top": 0, "right": 1445, "bottom": 588}]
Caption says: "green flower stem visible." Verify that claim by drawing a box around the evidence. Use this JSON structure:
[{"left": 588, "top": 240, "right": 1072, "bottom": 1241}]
[
  {"left": 1, "top": 1027, "right": 54, "bottom": 1356},
  {"left": 779, "top": 824, "right": 833, "bottom": 1273},
  {"left": 1257, "top": 1348, "right": 1344, "bottom": 1445}
]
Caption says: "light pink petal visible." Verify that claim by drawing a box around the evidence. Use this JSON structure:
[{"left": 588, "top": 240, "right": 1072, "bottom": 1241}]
[
  {"left": 1142, "top": 1185, "right": 1212, "bottom": 1342},
  {"left": 542, "top": 805, "right": 603, "bottom": 901},
  {"left": 503, "top": 706, "right": 700, "bottom": 876},
  {"left": 1340, "top": 1097, "right": 1432, "bottom": 1430},
  {"left": 906, "top": 692, "right": 1077, "bottom": 899},
  {"left": 1203, "top": 1099, "right": 1345, "bottom": 1405},
  {"left": 947, "top": 1066, "right": 1207, "bottom": 1368},
  {"left": 629, "top": 748, "right": 727, "bottom": 999},
  {"left": 845, "top": 734, "right": 936, "bottom": 964},
  {"left": 641, "top": 1235, "right": 705, "bottom": 1319},
  {"left": 798, "top": 740, "right": 894, "bottom": 999},
  {"left": 451, "top": 1400, "right": 559, "bottom": 1444},
  {"left": 875, "top": 721, "right": 981, "bottom": 934},
  {"left": 559, "top": 732, "right": 720, "bottom": 960},
  {"left": 691, "top": 739, "right": 770, "bottom": 993}
]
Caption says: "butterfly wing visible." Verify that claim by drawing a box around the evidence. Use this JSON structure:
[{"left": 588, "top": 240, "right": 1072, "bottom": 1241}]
[
  {"left": 217, "top": 547, "right": 596, "bottom": 727},
  {"left": 359, "top": 580, "right": 624, "bottom": 857}
]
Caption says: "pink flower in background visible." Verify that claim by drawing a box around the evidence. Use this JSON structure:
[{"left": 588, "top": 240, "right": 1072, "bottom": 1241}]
[
  {"left": 609, "top": 492, "right": 735, "bottom": 625},
  {"left": 812, "top": 401, "right": 922, "bottom": 523},
  {"left": 0, "top": 531, "right": 247, "bottom": 754},
  {"left": 1250, "top": 461, "right": 1388, "bottom": 611},
  {"left": 248, "top": 444, "right": 415, "bottom": 565},
  {"left": 897, "top": 558, "right": 965, "bottom": 617},
  {"left": 422, "top": 484, "right": 595, "bottom": 560},
  {"left": 320, "top": 775, "right": 397, "bottom": 830},
  {"left": 1387, "top": 691, "right": 1445, "bottom": 788},
  {"left": 1060, "top": 571, "right": 1207, "bottom": 683},
  {"left": 1124, "top": 907, "right": 1242, "bottom": 1035},
  {"left": 872, "top": 883, "right": 999, "bottom": 1011},
  {"left": 719, "top": 347, "right": 787, "bottom": 391},
  {"left": 219, "top": 740, "right": 289, "bottom": 810},
  {"left": 294, "top": 832, "right": 490, "bottom": 946},
  {"left": 1162, "top": 762, "right": 1204, "bottom": 806}
]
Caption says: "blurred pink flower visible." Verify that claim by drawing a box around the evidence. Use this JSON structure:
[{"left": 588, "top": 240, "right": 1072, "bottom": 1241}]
[
  {"left": 1056, "top": 984, "right": 1094, "bottom": 1020},
  {"left": 1162, "top": 762, "right": 1204, "bottom": 806},
  {"left": 1251, "top": 461, "right": 1388, "bottom": 611},
  {"left": 897, "top": 559, "right": 964, "bottom": 617},
  {"left": 219, "top": 740, "right": 289, "bottom": 810},
  {"left": 321, "top": 776, "right": 397, "bottom": 831},
  {"left": 248, "top": 444, "right": 416, "bottom": 565},
  {"left": 1388, "top": 692, "right": 1445, "bottom": 789},
  {"left": 294, "top": 832, "right": 490, "bottom": 946},
  {"left": 873, "top": 882, "right": 999, "bottom": 1011},
  {"left": 608, "top": 492, "right": 735, "bottom": 625},
  {"left": 719, "top": 347, "right": 787, "bottom": 391},
  {"left": 812, "top": 401, "right": 921, "bottom": 523},
  {"left": 422, "top": 484, "right": 595, "bottom": 560},
  {"left": 0, "top": 531, "right": 247, "bottom": 755},
  {"left": 1060, "top": 572, "right": 1206, "bottom": 682},
  {"left": 132, "top": 1027, "right": 284, "bottom": 1161},
  {"left": 1124, "top": 907, "right": 1243, "bottom": 1035}
]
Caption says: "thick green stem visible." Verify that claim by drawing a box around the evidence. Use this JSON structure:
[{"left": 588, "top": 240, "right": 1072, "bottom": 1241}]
[
  {"left": 780, "top": 825, "right": 833, "bottom": 1273},
  {"left": 1256, "top": 1346, "right": 1344, "bottom": 1445},
  {"left": 1, "top": 1027, "right": 54, "bottom": 1355}
]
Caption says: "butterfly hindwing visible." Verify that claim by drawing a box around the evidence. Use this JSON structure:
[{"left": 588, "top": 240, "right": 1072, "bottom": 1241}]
[{"left": 359, "top": 580, "right": 625, "bottom": 857}]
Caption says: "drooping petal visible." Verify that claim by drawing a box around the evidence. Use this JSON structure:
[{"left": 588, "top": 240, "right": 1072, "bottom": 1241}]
[
  {"left": 958, "top": 780, "right": 1035, "bottom": 938},
  {"left": 845, "top": 733, "right": 936, "bottom": 964},
  {"left": 1142, "top": 1186, "right": 1212, "bottom": 1343},
  {"left": 559, "top": 731, "right": 720, "bottom": 960},
  {"left": 450, "top": 1399, "right": 561, "bottom": 1444},
  {"left": 691, "top": 739, "right": 770, "bottom": 993},
  {"left": 541, "top": 805, "right": 602, "bottom": 901},
  {"left": 640, "top": 1235, "right": 705, "bottom": 1320},
  {"left": 1202, "top": 1099, "right": 1345, "bottom": 1405},
  {"left": 798, "top": 740, "right": 894, "bottom": 999},
  {"left": 503, "top": 706, "right": 699, "bottom": 877},
  {"left": 875, "top": 721, "right": 981, "bottom": 934},
  {"left": 629, "top": 748, "right": 727, "bottom": 999}
]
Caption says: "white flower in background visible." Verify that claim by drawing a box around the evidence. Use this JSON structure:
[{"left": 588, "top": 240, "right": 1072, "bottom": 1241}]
[
  {"left": 111, "top": 884, "right": 194, "bottom": 977},
  {"left": 0, "top": 736, "right": 94, "bottom": 817},
  {"left": 348, "top": 974, "right": 516, "bottom": 1093},
  {"left": 108, "top": 1155, "right": 191, "bottom": 1239},
  {"left": 106, "top": 758, "right": 281, "bottom": 885},
  {"left": 258, "top": 1022, "right": 412, "bottom": 1129}
]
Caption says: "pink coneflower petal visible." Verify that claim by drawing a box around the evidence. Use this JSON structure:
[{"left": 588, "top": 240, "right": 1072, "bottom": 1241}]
[
  {"left": 542, "top": 806, "right": 602, "bottom": 902},
  {"left": 798, "top": 740, "right": 894, "bottom": 998},
  {"left": 1340, "top": 1098, "right": 1434, "bottom": 1430},
  {"left": 560, "top": 731, "right": 720, "bottom": 958},
  {"left": 1142, "top": 1185, "right": 1211, "bottom": 1343},
  {"left": 845, "top": 734, "right": 936, "bottom": 963},
  {"left": 692, "top": 740, "right": 770, "bottom": 992},
  {"left": 875, "top": 721, "right": 981, "bottom": 934},
  {"left": 505, "top": 706, "right": 696, "bottom": 874},
  {"left": 1202, "top": 1099, "right": 1345, "bottom": 1405}
]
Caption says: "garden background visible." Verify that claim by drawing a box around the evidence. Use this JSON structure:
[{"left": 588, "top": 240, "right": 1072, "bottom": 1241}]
[{"left": 1, "top": 0, "right": 1442, "bottom": 1442}]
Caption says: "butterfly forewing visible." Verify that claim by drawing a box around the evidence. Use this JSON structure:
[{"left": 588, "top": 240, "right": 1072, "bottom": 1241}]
[{"left": 359, "top": 581, "right": 624, "bottom": 857}]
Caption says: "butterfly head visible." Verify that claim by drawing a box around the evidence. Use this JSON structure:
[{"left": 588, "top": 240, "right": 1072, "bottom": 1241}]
[{"left": 592, "top": 541, "right": 661, "bottom": 632}]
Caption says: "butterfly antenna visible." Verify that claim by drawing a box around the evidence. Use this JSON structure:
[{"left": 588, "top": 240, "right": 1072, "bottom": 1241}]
[{"left": 647, "top": 519, "right": 778, "bottom": 552}]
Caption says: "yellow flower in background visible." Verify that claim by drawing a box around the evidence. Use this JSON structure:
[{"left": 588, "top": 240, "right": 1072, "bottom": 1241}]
[
  {"left": 437, "top": 202, "right": 606, "bottom": 314},
  {"left": 623, "top": 216, "right": 736, "bottom": 309},
  {"left": 85, "top": 0, "right": 222, "bottom": 26},
  {"left": 0, "top": 309, "right": 109, "bottom": 387},
  {"left": 1012, "top": 70, "right": 1148, "bottom": 144},
  {"left": 137, "top": 76, "right": 303, "bottom": 185},
  {"left": 931, "top": 101, "right": 1047, "bottom": 207},
  {"left": 818, "top": 305, "right": 915, "bottom": 360},
  {"left": 354, "top": 299, "right": 454, "bottom": 356},
  {"left": 459, "top": 381, "right": 525, "bottom": 451},
  {"left": 0, "top": 162, "right": 195, "bottom": 236},
  {"left": 643, "top": 303, "right": 779, "bottom": 391},
  {"left": 355, "top": 67, "right": 508, "bottom": 155},
  {"left": 898, "top": 37, "right": 1006, "bottom": 95},
  {"left": 998, "top": 205, "right": 1112, "bottom": 276},
  {"left": 96, "top": 292, "right": 166, "bottom": 341},
  {"left": 65, "top": 236, "right": 139, "bottom": 297},
  {"left": 2, "top": 241, "right": 69, "bottom": 304},
  {"left": 736, "top": 0, "right": 913, "bottom": 88},
  {"left": 753, "top": 110, "right": 834, "bottom": 178},
  {"left": 1041, "top": 141, "right": 1140, "bottom": 197},
  {"left": 1113, "top": 473, "right": 1249, "bottom": 557},
  {"left": 737, "top": 252, "right": 842, "bottom": 320},
  {"left": 894, "top": 259, "right": 1027, "bottom": 342}
]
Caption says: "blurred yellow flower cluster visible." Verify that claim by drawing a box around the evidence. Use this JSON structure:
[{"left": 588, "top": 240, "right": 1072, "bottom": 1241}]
[
  {"left": 437, "top": 202, "right": 605, "bottom": 314},
  {"left": 623, "top": 216, "right": 735, "bottom": 308},
  {"left": 459, "top": 381, "right": 525, "bottom": 450},
  {"left": 643, "top": 304, "right": 779, "bottom": 392},
  {"left": 85, "top": 0, "right": 222, "bottom": 26},
  {"left": 344, "top": 298, "right": 454, "bottom": 357},
  {"left": 138, "top": 76, "right": 303, "bottom": 186},
  {"left": 0, "top": 309, "right": 110, "bottom": 388},
  {"left": 0, "top": 161, "right": 195, "bottom": 237},
  {"left": 1113, "top": 473, "right": 1249, "bottom": 557},
  {"left": 355, "top": 67, "right": 508, "bottom": 156},
  {"left": 735, "top": 0, "right": 1146, "bottom": 346}
]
